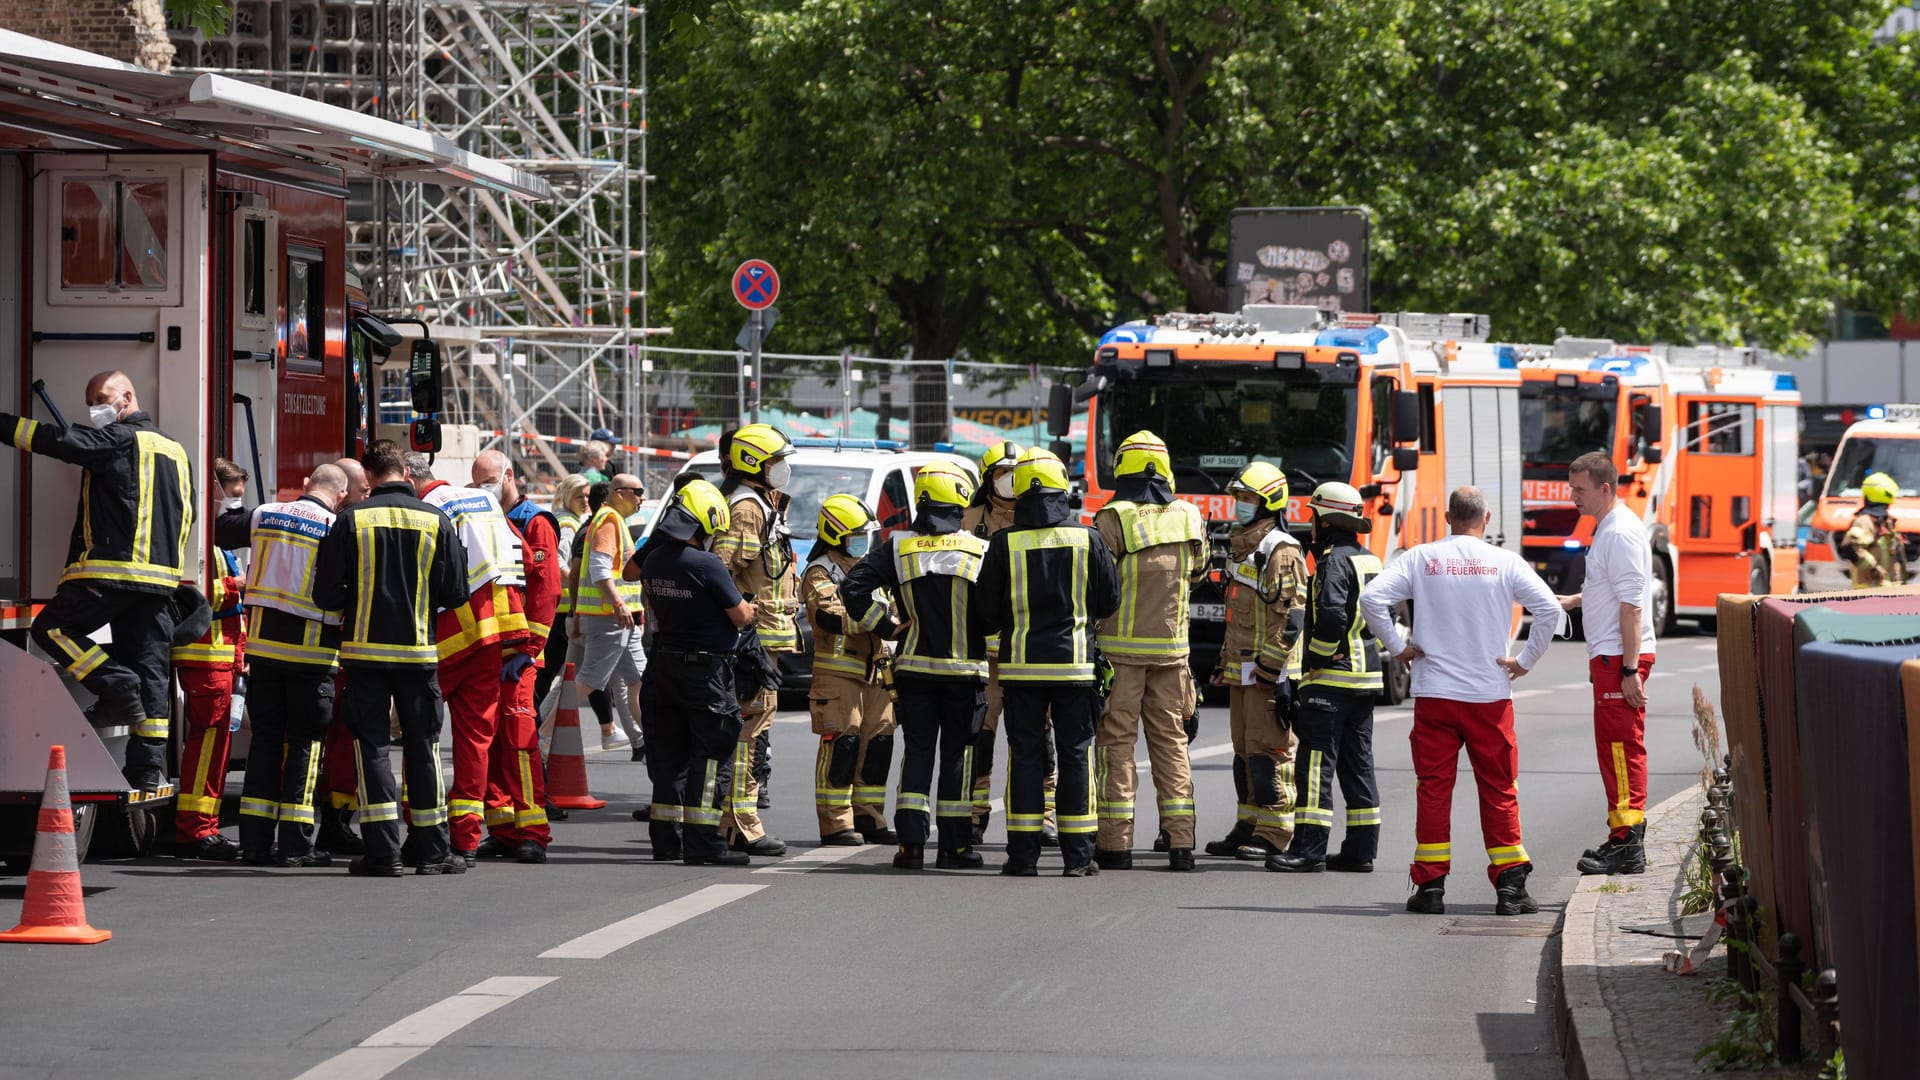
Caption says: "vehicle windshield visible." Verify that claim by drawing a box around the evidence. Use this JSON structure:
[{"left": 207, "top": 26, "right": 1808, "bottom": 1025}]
[
  {"left": 1093, "top": 374, "right": 1357, "bottom": 492},
  {"left": 681, "top": 462, "right": 875, "bottom": 539},
  {"left": 1520, "top": 388, "right": 1617, "bottom": 466},
  {"left": 1828, "top": 436, "right": 1920, "bottom": 499}
]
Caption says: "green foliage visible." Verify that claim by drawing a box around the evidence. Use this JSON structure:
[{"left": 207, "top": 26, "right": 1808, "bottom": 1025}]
[
  {"left": 166, "top": 0, "right": 229, "bottom": 40},
  {"left": 1819, "top": 1048, "right": 1847, "bottom": 1080},
  {"left": 1680, "top": 837, "right": 1717, "bottom": 916},
  {"left": 649, "top": 2, "right": 1920, "bottom": 361},
  {"left": 1697, "top": 976, "right": 1776, "bottom": 1070}
]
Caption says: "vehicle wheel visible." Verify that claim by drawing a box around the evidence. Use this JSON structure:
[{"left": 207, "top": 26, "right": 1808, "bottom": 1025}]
[
  {"left": 91, "top": 802, "right": 160, "bottom": 860},
  {"left": 2, "top": 852, "right": 26, "bottom": 874},
  {"left": 1653, "top": 556, "right": 1678, "bottom": 639},
  {"left": 1748, "top": 555, "right": 1771, "bottom": 597},
  {"left": 71, "top": 803, "right": 98, "bottom": 863},
  {"left": 1379, "top": 601, "right": 1412, "bottom": 706}
]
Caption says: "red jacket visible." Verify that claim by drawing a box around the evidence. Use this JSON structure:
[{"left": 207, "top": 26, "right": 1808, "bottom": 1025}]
[
  {"left": 172, "top": 548, "right": 246, "bottom": 669},
  {"left": 506, "top": 501, "right": 562, "bottom": 660}
]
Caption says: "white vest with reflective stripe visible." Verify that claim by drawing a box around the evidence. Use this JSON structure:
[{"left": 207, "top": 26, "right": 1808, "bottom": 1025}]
[
  {"left": 891, "top": 531, "right": 987, "bottom": 679},
  {"left": 422, "top": 484, "right": 516, "bottom": 593},
  {"left": 248, "top": 498, "right": 342, "bottom": 625}
]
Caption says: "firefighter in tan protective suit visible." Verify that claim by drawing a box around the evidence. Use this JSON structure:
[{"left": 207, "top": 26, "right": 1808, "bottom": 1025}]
[
  {"left": 1204, "top": 461, "right": 1307, "bottom": 861},
  {"left": 713, "top": 424, "right": 801, "bottom": 857},
  {"left": 1841, "top": 471, "right": 1909, "bottom": 588},
  {"left": 803, "top": 494, "right": 900, "bottom": 846},
  {"left": 1093, "top": 431, "right": 1208, "bottom": 871},
  {"left": 963, "top": 440, "right": 1057, "bottom": 846}
]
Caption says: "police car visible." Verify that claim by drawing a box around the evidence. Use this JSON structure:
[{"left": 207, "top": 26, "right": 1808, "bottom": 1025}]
[{"left": 643, "top": 438, "right": 980, "bottom": 695}]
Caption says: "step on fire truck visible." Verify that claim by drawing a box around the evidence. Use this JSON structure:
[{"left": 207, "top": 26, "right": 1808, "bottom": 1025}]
[
  {"left": 1515, "top": 341, "right": 1801, "bottom": 635},
  {"left": 0, "top": 30, "right": 549, "bottom": 865},
  {"left": 1802, "top": 402, "right": 1920, "bottom": 591},
  {"left": 1049, "top": 306, "right": 1526, "bottom": 704}
]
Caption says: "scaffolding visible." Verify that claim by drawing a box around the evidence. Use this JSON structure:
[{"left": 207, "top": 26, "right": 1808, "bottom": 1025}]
[{"left": 167, "top": 0, "right": 651, "bottom": 479}]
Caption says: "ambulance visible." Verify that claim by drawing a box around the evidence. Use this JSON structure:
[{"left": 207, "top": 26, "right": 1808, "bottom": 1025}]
[{"left": 1801, "top": 403, "right": 1920, "bottom": 591}]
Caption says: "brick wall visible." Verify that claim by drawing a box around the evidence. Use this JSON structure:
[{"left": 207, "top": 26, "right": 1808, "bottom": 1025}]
[{"left": 0, "top": 0, "right": 175, "bottom": 71}]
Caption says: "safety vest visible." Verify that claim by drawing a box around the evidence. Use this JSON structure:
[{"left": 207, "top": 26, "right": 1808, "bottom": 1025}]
[
  {"left": 572, "top": 505, "right": 644, "bottom": 615},
  {"left": 999, "top": 526, "right": 1096, "bottom": 682},
  {"left": 423, "top": 483, "right": 527, "bottom": 660},
  {"left": 1223, "top": 525, "right": 1305, "bottom": 683},
  {"left": 554, "top": 509, "right": 582, "bottom": 614},
  {"left": 1301, "top": 545, "right": 1385, "bottom": 692},
  {"left": 244, "top": 496, "right": 344, "bottom": 669},
  {"left": 803, "top": 552, "right": 886, "bottom": 680},
  {"left": 69, "top": 429, "right": 195, "bottom": 592},
  {"left": 890, "top": 531, "right": 988, "bottom": 679},
  {"left": 172, "top": 548, "right": 245, "bottom": 668},
  {"left": 1846, "top": 511, "right": 1908, "bottom": 588},
  {"left": 1096, "top": 499, "right": 1205, "bottom": 661},
  {"left": 338, "top": 502, "right": 453, "bottom": 667},
  {"left": 720, "top": 486, "right": 800, "bottom": 651}
]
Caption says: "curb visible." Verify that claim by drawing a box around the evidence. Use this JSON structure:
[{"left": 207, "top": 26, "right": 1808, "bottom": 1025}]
[{"left": 1554, "top": 784, "right": 1702, "bottom": 1080}]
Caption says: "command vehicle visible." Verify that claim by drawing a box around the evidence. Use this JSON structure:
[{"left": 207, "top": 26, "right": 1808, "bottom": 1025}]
[{"left": 1801, "top": 403, "right": 1920, "bottom": 591}]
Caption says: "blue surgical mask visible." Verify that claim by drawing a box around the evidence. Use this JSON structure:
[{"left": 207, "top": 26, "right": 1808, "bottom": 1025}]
[
  {"left": 845, "top": 534, "right": 871, "bottom": 558},
  {"left": 1235, "top": 500, "right": 1260, "bottom": 525}
]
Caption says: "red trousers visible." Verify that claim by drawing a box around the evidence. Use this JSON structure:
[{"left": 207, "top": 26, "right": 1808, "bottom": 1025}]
[
  {"left": 320, "top": 671, "right": 358, "bottom": 810},
  {"left": 174, "top": 666, "right": 235, "bottom": 841},
  {"left": 1591, "top": 654, "right": 1655, "bottom": 839},
  {"left": 1409, "top": 697, "right": 1526, "bottom": 886},
  {"left": 486, "top": 659, "right": 551, "bottom": 846},
  {"left": 442, "top": 646, "right": 503, "bottom": 851}
]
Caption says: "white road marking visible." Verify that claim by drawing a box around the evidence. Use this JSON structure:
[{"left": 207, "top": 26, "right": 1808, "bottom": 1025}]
[
  {"left": 293, "top": 977, "right": 557, "bottom": 1080},
  {"left": 753, "top": 844, "right": 869, "bottom": 874},
  {"left": 540, "top": 883, "right": 768, "bottom": 959}
]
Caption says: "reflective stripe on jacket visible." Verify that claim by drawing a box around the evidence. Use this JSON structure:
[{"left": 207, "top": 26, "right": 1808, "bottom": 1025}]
[
  {"left": 975, "top": 508, "right": 1121, "bottom": 685},
  {"left": 173, "top": 548, "right": 246, "bottom": 668},
  {"left": 571, "top": 505, "right": 643, "bottom": 615},
  {"left": 802, "top": 551, "right": 887, "bottom": 680},
  {"left": 312, "top": 482, "right": 471, "bottom": 669},
  {"left": 1302, "top": 538, "right": 1384, "bottom": 692},
  {"left": 716, "top": 486, "right": 801, "bottom": 652},
  {"left": 1094, "top": 499, "right": 1206, "bottom": 662},
  {"left": 844, "top": 531, "right": 987, "bottom": 680},
  {"left": 1220, "top": 520, "right": 1306, "bottom": 684}
]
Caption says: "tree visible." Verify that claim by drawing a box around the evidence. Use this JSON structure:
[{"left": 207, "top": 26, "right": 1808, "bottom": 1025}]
[{"left": 165, "top": 0, "right": 228, "bottom": 39}]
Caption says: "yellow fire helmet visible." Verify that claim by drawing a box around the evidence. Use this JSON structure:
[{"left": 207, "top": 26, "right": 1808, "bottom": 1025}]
[
  {"left": 914, "top": 460, "right": 976, "bottom": 508},
  {"left": 981, "top": 439, "right": 1024, "bottom": 474},
  {"left": 725, "top": 423, "right": 794, "bottom": 476},
  {"left": 1862, "top": 471, "right": 1899, "bottom": 506},
  {"left": 1227, "top": 461, "right": 1290, "bottom": 512},
  {"left": 1013, "top": 446, "right": 1070, "bottom": 495},
  {"left": 1308, "top": 480, "right": 1371, "bottom": 533},
  {"left": 1113, "top": 430, "right": 1172, "bottom": 480},
  {"left": 674, "top": 477, "right": 731, "bottom": 536},
  {"left": 817, "top": 493, "right": 877, "bottom": 547}
]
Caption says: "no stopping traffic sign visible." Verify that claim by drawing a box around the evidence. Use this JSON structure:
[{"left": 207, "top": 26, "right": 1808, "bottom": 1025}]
[{"left": 733, "top": 259, "right": 780, "bottom": 310}]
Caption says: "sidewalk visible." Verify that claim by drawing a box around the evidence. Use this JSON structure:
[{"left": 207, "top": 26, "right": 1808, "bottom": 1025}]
[{"left": 1554, "top": 784, "right": 1818, "bottom": 1079}]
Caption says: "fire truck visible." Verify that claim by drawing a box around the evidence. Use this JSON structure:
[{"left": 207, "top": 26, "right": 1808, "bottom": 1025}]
[
  {"left": 1515, "top": 342, "right": 1801, "bottom": 635},
  {"left": 0, "top": 30, "right": 548, "bottom": 864},
  {"left": 1048, "top": 306, "right": 1526, "bottom": 703},
  {"left": 1801, "top": 403, "right": 1920, "bottom": 591}
]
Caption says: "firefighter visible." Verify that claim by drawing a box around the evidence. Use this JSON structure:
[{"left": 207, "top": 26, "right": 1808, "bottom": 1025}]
[
  {"left": 314, "top": 456, "right": 372, "bottom": 856},
  {"left": 410, "top": 452, "right": 529, "bottom": 866},
  {"left": 713, "top": 424, "right": 801, "bottom": 857},
  {"left": 474, "top": 451, "right": 560, "bottom": 863},
  {"left": 1204, "top": 461, "right": 1306, "bottom": 862},
  {"left": 1267, "top": 481, "right": 1385, "bottom": 874},
  {"left": 1841, "top": 471, "right": 1908, "bottom": 587},
  {"left": 844, "top": 461, "right": 991, "bottom": 869},
  {"left": 1092, "top": 431, "right": 1207, "bottom": 872},
  {"left": 1359, "top": 486, "right": 1563, "bottom": 914},
  {"left": 313, "top": 439, "right": 471, "bottom": 877},
  {"left": 802, "top": 495, "right": 900, "bottom": 847},
  {"left": 6, "top": 371, "right": 192, "bottom": 790},
  {"left": 633, "top": 478, "right": 756, "bottom": 866},
  {"left": 172, "top": 458, "right": 250, "bottom": 860},
  {"left": 235, "top": 465, "right": 348, "bottom": 867},
  {"left": 571, "top": 476, "right": 646, "bottom": 752},
  {"left": 976, "top": 448, "right": 1121, "bottom": 877}
]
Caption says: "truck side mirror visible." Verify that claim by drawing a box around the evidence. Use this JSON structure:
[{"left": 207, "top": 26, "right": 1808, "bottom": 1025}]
[
  {"left": 1643, "top": 403, "right": 1662, "bottom": 438},
  {"left": 1391, "top": 389, "right": 1421, "bottom": 444},
  {"left": 1050, "top": 438, "right": 1072, "bottom": 463},
  {"left": 409, "top": 338, "right": 443, "bottom": 414},
  {"left": 1644, "top": 446, "right": 1663, "bottom": 465},
  {"left": 1392, "top": 446, "right": 1420, "bottom": 472},
  {"left": 1047, "top": 384, "right": 1072, "bottom": 438}
]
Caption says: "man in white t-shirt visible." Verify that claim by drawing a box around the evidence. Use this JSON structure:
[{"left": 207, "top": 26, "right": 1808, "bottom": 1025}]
[
  {"left": 1557, "top": 451, "right": 1657, "bottom": 875},
  {"left": 1362, "top": 487, "right": 1562, "bottom": 916}
]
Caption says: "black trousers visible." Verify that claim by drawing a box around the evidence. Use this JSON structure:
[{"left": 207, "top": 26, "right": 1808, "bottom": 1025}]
[
  {"left": 1287, "top": 685, "right": 1380, "bottom": 862},
  {"left": 534, "top": 612, "right": 569, "bottom": 709},
  {"left": 642, "top": 652, "right": 742, "bottom": 858},
  {"left": 31, "top": 582, "right": 174, "bottom": 772},
  {"left": 342, "top": 664, "right": 449, "bottom": 864},
  {"left": 238, "top": 662, "right": 335, "bottom": 858},
  {"left": 893, "top": 675, "right": 984, "bottom": 849},
  {"left": 1004, "top": 682, "right": 1099, "bottom": 868}
]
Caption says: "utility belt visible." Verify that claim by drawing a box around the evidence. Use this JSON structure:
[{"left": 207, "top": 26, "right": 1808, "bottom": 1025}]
[{"left": 660, "top": 648, "right": 732, "bottom": 665}]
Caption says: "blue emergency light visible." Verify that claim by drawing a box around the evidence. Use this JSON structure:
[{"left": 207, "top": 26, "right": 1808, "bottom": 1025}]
[
  {"left": 789, "top": 437, "right": 905, "bottom": 451},
  {"left": 1867, "top": 405, "right": 1888, "bottom": 420}
]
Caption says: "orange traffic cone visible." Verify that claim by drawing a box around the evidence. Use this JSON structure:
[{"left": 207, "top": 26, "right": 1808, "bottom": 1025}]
[
  {"left": 3, "top": 746, "right": 111, "bottom": 945},
  {"left": 546, "top": 663, "right": 607, "bottom": 810}
]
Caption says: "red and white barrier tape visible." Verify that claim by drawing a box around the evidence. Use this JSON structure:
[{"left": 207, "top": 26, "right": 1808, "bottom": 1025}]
[{"left": 481, "top": 431, "right": 691, "bottom": 460}]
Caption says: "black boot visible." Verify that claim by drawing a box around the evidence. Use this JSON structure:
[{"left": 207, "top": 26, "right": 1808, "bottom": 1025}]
[
  {"left": 1235, "top": 835, "right": 1281, "bottom": 861},
  {"left": 1326, "top": 851, "right": 1375, "bottom": 873},
  {"left": 1094, "top": 849, "right": 1133, "bottom": 871},
  {"left": 1168, "top": 847, "right": 1195, "bottom": 872},
  {"left": 515, "top": 840, "right": 548, "bottom": 864},
  {"left": 1407, "top": 876, "right": 1447, "bottom": 914},
  {"left": 1204, "top": 821, "right": 1253, "bottom": 858},
  {"left": 820, "top": 829, "right": 864, "bottom": 846},
  {"left": 347, "top": 855, "right": 404, "bottom": 878},
  {"left": 731, "top": 833, "right": 788, "bottom": 857},
  {"left": 1152, "top": 829, "right": 1171, "bottom": 853},
  {"left": 1494, "top": 865, "right": 1538, "bottom": 915},
  {"left": 476, "top": 835, "right": 515, "bottom": 860},
  {"left": 632, "top": 805, "right": 651, "bottom": 822},
  {"left": 969, "top": 812, "right": 989, "bottom": 846},
  {"left": 855, "top": 817, "right": 897, "bottom": 845},
  {"left": 1576, "top": 826, "right": 1646, "bottom": 875},
  {"left": 177, "top": 833, "right": 240, "bottom": 861},
  {"left": 318, "top": 807, "right": 366, "bottom": 856},
  {"left": 683, "top": 849, "right": 750, "bottom": 867},
  {"left": 935, "top": 846, "right": 983, "bottom": 869},
  {"left": 1039, "top": 820, "right": 1060, "bottom": 848},
  {"left": 893, "top": 843, "right": 925, "bottom": 870},
  {"left": 1265, "top": 850, "right": 1325, "bottom": 873},
  {"left": 1579, "top": 822, "right": 1644, "bottom": 859}
]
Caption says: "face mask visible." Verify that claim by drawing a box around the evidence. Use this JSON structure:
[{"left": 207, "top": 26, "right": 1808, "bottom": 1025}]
[
  {"left": 221, "top": 496, "right": 244, "bottom": 512},
  {"left": 992, "top": 471, "right": 1015, "bottom": 499},
  {"left": 845, "top": 534, "right": 871, "bottom": 558},
  {"left": 1235, "top": 500, "right": 1260, "bottom": 525},
  {"left": 88, "top": 403, "right": 119, "bottom": 429},
  {"left": 476, "top": 480, "right": 504, "bottom": 503},
  {"left": 766, "top": 459, "right": 792, "bottom": 488}
]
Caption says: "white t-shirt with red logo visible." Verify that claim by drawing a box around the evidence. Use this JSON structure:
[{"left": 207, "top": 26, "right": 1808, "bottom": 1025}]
[
  {"left": 1360, "top": 533, "right": 1563, "bottom": 703},
  {"left": 1581, "top": 501, "right": 1657, "bottom": 659}
]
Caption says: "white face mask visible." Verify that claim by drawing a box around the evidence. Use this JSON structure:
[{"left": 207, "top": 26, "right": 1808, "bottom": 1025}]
[
  {"left": 992, "top": 471, "right": 1015, "bottom": 499},
  {"left": 220, "top": 496, "right": 244, "bottom": 512},
  {"left": 766, "top": 459, "right": 792, "bottom": 489},
  {"left": 88, "top": 403, "right": 120, "bottom": 429},
  {"left": 475, "top": 480, "right": 504, "bottom": 504},
  {"left": 1235, "top": 500, "right": 1260, "bottom": 525},
  {"left": 845, "top": 533, "right": 871, "bottom": 558}
]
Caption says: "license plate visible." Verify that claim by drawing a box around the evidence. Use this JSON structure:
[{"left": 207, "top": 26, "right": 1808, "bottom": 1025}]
[{"left": 1191, "top": 603, "right": 1225, "bottom": 622}]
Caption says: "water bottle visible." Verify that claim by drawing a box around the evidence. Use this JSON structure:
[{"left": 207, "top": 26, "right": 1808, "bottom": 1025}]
[{"left": 228, "top": 674, "right": 247, "bottom": 733}]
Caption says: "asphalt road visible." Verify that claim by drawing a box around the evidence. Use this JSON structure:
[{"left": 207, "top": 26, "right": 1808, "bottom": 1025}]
[{"left": 0, "top": 627, "right": 1721, "bottom": 1080}]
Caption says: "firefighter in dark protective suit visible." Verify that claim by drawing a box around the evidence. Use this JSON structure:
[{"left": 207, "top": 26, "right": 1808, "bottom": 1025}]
[
  {"left": 976, "top": 448, "right": 1121, "bottom": 877},
  {"left": 1267, "top": 481, "right": 1386, "bottom": 874},
  {"left": 5, "top": 371, "right": 193, "bottom": 790},
  {"left": 312, "top": 439, "right": 471, "bottom": 878},
  {"left": 632, "top": 478, "right": 758, "bottom": 867},
  {"left": 843, "top": 461, "right": 990, "bottom": 870}
]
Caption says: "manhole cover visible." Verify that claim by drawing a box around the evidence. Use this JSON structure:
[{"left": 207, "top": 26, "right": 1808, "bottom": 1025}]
[{"left": 1436, "top": 916, "right": 1558, "bottom": 937}]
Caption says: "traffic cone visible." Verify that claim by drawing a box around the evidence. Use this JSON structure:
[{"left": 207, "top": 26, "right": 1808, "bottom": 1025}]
[
  {"left": 546, "top": 663, "right": 607, "bottom": 810},
  {"left": 3, "top": 746, "right": 111, "bottom": 945}
]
